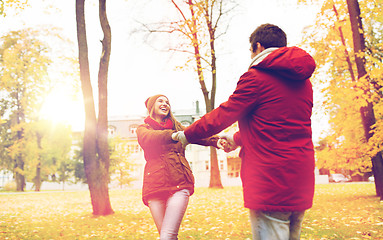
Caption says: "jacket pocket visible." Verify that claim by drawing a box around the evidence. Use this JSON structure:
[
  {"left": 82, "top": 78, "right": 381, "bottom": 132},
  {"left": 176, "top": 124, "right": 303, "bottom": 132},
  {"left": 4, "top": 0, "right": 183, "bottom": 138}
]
[
  {"left": 143, "top": 164, "right": 165, "bottom": 188},
  {"left": 179, "top": 156, "right": 195, "bottom": 184},
  {"left": 183, "top": 166, "right": 195, "bottom": 184},
  {"left": 167, "top": 153, "right": 185, "bottom": 185}
]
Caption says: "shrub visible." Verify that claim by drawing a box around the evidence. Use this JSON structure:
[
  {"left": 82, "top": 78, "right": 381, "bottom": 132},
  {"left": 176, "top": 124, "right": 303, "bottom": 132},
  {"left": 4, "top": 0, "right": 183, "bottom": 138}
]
[{"left": 3, "top": 181, "right": 16, "bottom": 191}]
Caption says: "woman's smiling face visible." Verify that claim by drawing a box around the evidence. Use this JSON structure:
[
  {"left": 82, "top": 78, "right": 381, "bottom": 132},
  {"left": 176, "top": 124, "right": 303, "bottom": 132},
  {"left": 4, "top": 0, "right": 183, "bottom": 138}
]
[{"left": 152, "top": 96, "right": 170, "bottom": 121}]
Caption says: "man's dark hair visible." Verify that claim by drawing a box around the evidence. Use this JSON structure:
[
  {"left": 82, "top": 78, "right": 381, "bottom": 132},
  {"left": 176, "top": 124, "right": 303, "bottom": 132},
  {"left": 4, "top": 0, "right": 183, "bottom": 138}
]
[{"left": 249, "top": 24, "right": 287, "bottom": 52}]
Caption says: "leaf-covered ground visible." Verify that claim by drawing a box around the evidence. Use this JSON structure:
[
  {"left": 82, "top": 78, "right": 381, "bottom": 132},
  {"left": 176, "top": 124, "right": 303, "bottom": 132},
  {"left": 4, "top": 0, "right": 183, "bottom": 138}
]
[{"left": 0, "top": 183, "right": 382, "bottom": 239}]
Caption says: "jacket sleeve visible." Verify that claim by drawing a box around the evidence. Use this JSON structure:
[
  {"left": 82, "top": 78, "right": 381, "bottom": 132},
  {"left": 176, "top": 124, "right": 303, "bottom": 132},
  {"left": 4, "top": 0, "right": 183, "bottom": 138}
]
[
  {"left": 193, "top": 135, "right": 220, "bottom": 148},
  {"left": 184, "top": 70, "right": 260, "bottom": 143},
  {"left": 179, "top": 123, "right": 220, "bottom": 148},
  {"left": 136, "top": 124, "right": 175, "bottom": 150},
  {"left": 233, "top": 131, "right": 242, "bottom": 146}
]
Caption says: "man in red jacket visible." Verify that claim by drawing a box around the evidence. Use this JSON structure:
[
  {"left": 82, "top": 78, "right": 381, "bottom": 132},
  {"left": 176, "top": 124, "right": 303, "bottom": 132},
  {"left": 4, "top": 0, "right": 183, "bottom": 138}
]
[{"left": 174, "top": 23, "right": 316, "bottom": 239}]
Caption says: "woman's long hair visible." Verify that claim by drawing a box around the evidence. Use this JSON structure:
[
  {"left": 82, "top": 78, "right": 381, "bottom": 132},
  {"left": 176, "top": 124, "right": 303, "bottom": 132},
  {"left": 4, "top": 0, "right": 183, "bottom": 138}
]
[{"left": 148, "top": 105, "right": 184, "bottom": 131}]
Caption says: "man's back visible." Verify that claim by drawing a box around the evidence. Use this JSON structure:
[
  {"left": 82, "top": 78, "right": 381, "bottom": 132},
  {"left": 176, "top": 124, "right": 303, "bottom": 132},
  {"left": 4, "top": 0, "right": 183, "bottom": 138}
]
[
  {"left": 182, "top": 23, "right": 317, "bottom": 240},
  {"left": 237, "top": 49, "right": 315, "bottom": 211}
]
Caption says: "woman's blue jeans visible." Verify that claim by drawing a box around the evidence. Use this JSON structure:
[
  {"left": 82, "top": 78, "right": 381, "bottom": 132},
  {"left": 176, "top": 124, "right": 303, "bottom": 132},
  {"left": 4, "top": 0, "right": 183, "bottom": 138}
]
[{"left": 148, "top": 189, "right": 190, "bottom": 240}]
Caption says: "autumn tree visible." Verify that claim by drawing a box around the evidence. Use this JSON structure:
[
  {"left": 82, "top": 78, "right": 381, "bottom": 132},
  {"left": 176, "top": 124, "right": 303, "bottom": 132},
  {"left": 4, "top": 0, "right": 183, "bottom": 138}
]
[
  {"left": 301, "top": 0, "right": 383, "bottom": 197},
  {"left": 0, "top": 100, "right": 13, "bottom": 171},
  {"left": 142, "top": 0, "right": 237, "bottom": 188},
  {"left": 75, "top": 0, "right": 114, "bottom": 215},
  {"left": 346, "top": 0, "right": 383, "bottom": 198},
  {"left": 28, "top": 121, "right": 72, "bottom": 191},
  {"left": 0, "top": 0, "right": 29, "bottom": 16},
  {"left": 0, "top": 28, "right": 52, "bottom": 191}
]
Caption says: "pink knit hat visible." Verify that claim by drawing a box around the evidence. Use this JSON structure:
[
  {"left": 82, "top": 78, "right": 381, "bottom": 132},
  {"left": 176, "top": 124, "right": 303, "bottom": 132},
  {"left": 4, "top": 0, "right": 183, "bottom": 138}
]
[{"left": 145, "top": 94, "right": 167, "bottom": 113}]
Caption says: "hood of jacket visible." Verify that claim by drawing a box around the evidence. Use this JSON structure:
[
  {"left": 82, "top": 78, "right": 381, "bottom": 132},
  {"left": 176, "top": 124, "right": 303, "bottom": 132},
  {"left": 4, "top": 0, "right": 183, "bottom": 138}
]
[{"left": 249, "top": 46, "right": 316, "bottom": 81}]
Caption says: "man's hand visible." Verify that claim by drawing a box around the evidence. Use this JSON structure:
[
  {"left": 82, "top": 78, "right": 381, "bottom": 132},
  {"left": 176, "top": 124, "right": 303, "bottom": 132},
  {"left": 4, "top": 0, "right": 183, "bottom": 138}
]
[
  {"left": 219, "top": 134, "right": 238, "bottom": 153},
  {"left": 217, "top": 138, "right": 227, "bottom": 150},
  {"left": 172, "top": 131, "right": 189, "bottom": 148}
]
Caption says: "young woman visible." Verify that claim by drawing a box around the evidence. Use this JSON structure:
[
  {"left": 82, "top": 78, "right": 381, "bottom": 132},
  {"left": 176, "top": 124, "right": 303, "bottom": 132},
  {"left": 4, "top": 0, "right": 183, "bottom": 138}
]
[{"left": 136, "top": 94, "right": 223, "bottom": 240}]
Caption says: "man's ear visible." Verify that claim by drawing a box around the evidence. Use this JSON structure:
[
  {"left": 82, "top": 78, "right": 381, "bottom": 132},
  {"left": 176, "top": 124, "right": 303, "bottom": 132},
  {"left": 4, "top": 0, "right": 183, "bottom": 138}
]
[{"left": 257, "top": 42, "right": 265, "bottom": 52}]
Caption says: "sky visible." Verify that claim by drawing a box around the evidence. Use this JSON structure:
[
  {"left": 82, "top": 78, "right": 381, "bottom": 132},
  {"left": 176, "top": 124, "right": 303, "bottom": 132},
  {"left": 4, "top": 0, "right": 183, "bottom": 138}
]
[{"left": 1, "top": 0, "right": 326, "bottom": 142}]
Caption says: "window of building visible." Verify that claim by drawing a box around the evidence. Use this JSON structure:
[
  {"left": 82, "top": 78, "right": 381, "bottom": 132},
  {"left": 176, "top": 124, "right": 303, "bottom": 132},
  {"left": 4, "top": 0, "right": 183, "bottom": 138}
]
[
  {"left": 227, "top": 157, "right": 241, "bottom": 178},
  {"left": 129, "top": 144, "right": 137, "bottom": 153},
  {"left": 108, "top": 125, "right": 116, "bottom": 136},
  {"left": 220, "top": 160, "right": 224, "bottom": 170},
  {"left": 129, "top": 124, "right": 139, "bottom": 135}
]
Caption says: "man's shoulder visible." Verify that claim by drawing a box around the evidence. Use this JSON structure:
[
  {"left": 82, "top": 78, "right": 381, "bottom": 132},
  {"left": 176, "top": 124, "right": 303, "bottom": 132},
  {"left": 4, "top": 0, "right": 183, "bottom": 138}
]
[
  {"left": 239, "top": 67, "right": 270, "bottom": 83},
  {"left": 240, "top": 67, "right": 257, "bottom": 78}
]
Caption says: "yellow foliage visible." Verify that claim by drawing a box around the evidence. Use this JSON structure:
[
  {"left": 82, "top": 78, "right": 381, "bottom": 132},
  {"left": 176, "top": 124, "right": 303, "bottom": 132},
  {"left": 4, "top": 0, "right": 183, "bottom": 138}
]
[
  {"left": 1, "top": 0, "right": 29, "bottom": 16},
  {"left": 303, "top": 0, "right": 383, "bottom": 174}
]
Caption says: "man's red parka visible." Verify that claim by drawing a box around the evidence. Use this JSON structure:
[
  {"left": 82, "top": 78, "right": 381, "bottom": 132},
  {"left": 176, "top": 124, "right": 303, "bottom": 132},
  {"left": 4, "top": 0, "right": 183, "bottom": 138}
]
[{"left": 184, "top": 46, "right": 316, "bottom": 212}]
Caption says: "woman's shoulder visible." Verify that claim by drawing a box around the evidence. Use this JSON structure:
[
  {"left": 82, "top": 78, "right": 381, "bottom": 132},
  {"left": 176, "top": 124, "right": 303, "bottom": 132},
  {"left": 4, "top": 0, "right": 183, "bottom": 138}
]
[
  {"left": 136, "top": 123, "right": 153, "bottom": 137},
  {"left": 138, "top": 123, "right": 152, "bottom": 129}
]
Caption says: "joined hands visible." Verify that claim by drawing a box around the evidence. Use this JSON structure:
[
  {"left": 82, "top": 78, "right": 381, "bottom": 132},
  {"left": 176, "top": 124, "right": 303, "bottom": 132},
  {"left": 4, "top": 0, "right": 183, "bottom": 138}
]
[
  {"left": 172, "top": 131, "right": 238, "bottom": 152},
  {"left": 218, "top": 134, "right": 238, "bottom": 153}
]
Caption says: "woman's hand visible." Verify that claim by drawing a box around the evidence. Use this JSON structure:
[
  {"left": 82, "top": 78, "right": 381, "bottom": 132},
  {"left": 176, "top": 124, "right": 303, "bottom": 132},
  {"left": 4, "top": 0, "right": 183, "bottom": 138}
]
[{"left": 172, "top": 131, "right": 189, "bottom": 148}]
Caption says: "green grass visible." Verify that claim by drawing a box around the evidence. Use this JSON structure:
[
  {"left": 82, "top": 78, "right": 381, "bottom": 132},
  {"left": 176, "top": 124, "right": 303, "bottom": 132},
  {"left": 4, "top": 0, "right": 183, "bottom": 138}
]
[
  {"left": 303, "top": 183, "right": 383, "bottom": 239},
  {"left": 0, "top": 183, "right": 382, "bottom": 239}
]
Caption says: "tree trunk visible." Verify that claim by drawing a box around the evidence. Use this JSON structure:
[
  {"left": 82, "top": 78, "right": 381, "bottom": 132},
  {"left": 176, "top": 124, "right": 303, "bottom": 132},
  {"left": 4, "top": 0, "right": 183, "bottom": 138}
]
[
  {"left": 206, "top": 5, "right": 222, "bottom": 189},
  {"left": 332, "top": 4, "right": 356, "bottom": 82},
  {"left": 346, "top": 0, "right": 383, "bottom": 199},
  {"left": 34, "top": 162, "right": 41, "bottom": 191},
  {"left": 76, "top": 0, "right": 114, "bottom": 215},
  {"left": 15, "top": 154, "right": 25, "bottom": 191},
  {"left": 209, "top": 146, "right": 223, "bottom": 188},
  {"left": 34, "top": 132, "right": 43, "bottom": 192},
  {"left": 15, "top": 96, "right": 25, "bottom": 191},
  {"left": 184, "top": 0, "right": 211, "bottom": 111},
  {"left": 94, "top": 0, "right": 114, "bottom": 215},
  {"left": 186, "top": 0, "right": 223, "bottom": 188},
  {"left": 171, "top": 0, "right": 224, "bottom": 189}
]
